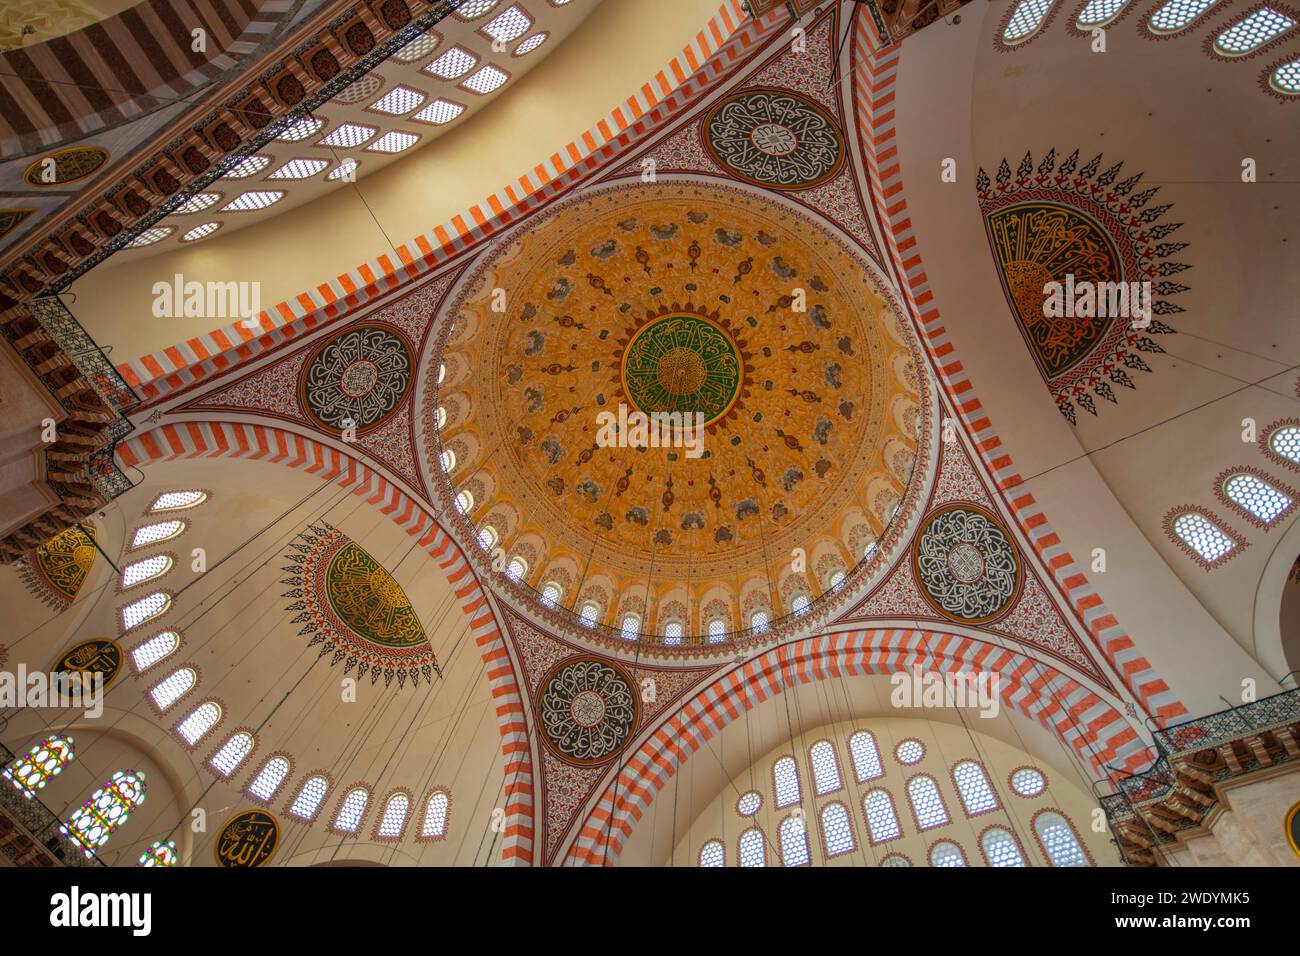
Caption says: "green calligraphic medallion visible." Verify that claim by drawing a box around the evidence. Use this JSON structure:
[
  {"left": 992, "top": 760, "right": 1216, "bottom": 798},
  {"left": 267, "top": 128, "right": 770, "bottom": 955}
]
[
  {"left": 325, "top": 540, "right": 427, "bottom": 649},
  {"left": 620, "top": 313, "right": 742, "bottom": 426},
  {"left": 214, "top": 809, "right": 279, "bottom": 867}
]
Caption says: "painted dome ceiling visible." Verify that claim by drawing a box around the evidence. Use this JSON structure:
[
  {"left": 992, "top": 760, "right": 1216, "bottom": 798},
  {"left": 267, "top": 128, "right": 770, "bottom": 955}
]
[{"left": 426, "top": 180, "right": 931, "bottom": 650}]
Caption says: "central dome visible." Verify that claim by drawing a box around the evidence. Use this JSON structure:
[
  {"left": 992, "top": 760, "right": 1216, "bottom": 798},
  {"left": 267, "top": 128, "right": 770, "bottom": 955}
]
[{"left": 426, "top": 181, "right": 928, "bottom": 650}]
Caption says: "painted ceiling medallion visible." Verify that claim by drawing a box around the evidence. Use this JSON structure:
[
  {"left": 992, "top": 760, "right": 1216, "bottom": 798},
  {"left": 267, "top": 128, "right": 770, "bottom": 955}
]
[
  {"left": 913, "top": 503, "right": 1023, "bottom": 625},
  {"left": 299, "top": 322, "right": 414, "bottom": 435},
  {"left": 18, "top": 524, "right": 96, "bottom": 608},
  {"left": 978, "top": 149, "right": 1188, "bottom": 424},
  {"left": 620, "top": 308, "right": 746, "bottom": 427},
  {"left": 22, "top": 146, "right": 110, "bottom": 188},
  {"left": 431, "top": 181, "right": 926, "bottom": 646},
  {"left": 702, "top": 86, "right": 846, "bottom": 190},
  {"left": 53, "top": 638, "right": 123, "bottom": 689},
  {"left": 214, "top": 809, "right": 280, "bottom": 867},
  {"left": 537, "top": 657, "right": 638, "bottom": 765},
  {"left": 280, "top": 523, "right": 438, "bottom": 687}
]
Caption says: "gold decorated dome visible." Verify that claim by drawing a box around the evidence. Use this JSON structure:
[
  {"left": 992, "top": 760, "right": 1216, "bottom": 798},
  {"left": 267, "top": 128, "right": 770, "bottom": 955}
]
[{"left": 427, "top": 181, "right": 927, "bottom": 649}]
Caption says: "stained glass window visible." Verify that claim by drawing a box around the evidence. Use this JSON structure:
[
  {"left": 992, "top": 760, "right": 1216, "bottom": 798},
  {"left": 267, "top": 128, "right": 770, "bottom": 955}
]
[
  {"left": 290, "top": 775, "right": 330, "bottom": 821},
  {"left": 62, "top": 771, "right": 147, "bottom": 857},
  {"left": 739, "top": 827, "right": 766, "bottom": 867},
  {"left": 773, "top": 756, "right": 801, "bottom": 808},
  {"left": 779, "top": 815, "right": 810, "bottom": 866},
  {"left": 137, "top": 839, "right": 177, "bottom": 867},
  {"left": 849, "top": 730, "right": 884, "bottom": 782},
  {"left": 248, "top": 756, "right": 292, "bottom": 802},
  {"left": 3, "top": 734, "right": 74, "bottom": 798},
  {"left": 809, "top": 740, "right": 843, "bottom": 795},
  {"left": 332, "top": 788, "right": 370, "bottom": 833},
  {"left": 378, "top": 793, "right": 410, "bottom": 838},
  {"left": 864, "top": 789, "right": 901, "bottom": 843},
  {"left": 1035, "top": 811, "right": 1090, "bottom": 866},
  {"left": 699, "top": 839, "right": 725, "bottom": 867},
  {"left": 421, "top": 790, "right": 450, "bottom": 838},
  {"left": 981, "top": 827, "right": 1026, "bottom": 866},
  {"left": 821, "top": 803, "right": 856, "bottom": 857},
  {"left": 907, "top": 775, "right": 951, "bottom": 830},
  {"left": 952, "top": 760, "right": 1000, "bottom": 815}
]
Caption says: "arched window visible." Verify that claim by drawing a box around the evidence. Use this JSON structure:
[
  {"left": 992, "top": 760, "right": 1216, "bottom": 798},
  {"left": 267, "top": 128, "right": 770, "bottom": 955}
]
[
  {"left": 131, "top": 631, "right": 179, "bottom": 673},
  {"left": 176, "top": 701, "right": 222, "bottom": 746},
  {"left": 1213, "top": 6, "right": 1295, "bottom": 56},
  {"left": 147, "top": 491, "right": 207, "bottom": 513},
  {"left": 540, "top": 582, "right": 562, "bottom": 607},
  {"left": 907, "top": 775, "right": 951, "bottom": 830},
  {"left": 707, "top": 618, "right": 727, "bottom": 643},
  {"left": 1222, "top": 471, "right": 1293, "bottom": 525},
  {"left": 821, "top": 802, "right": 856, "bottom": 858},
  {"left": 980, "top": 826, "right": 1027, "bottom": 866},
  {"left": 421, "top": 789, "right": 451, "bottom": 839},
  {"left": 1270, "top": 56, "right": 1300, "bottom": 94},
  {"left": 791, "top": 594, "right": 810, "bottom": 616},
  {"left": 1148, "top": 0, "right": 1218, "bottom": 32},
  {"left": 863, "top": 789, "right": 902, "bottom": 843},
  {"left": 578, "top": 602, "right": 600, "bottom": 627},
  {"left": 1002, "top": 0, "right": 1056, "bottom": 42},
  {"left": 662, "top": 620, "right": 683, "bottom": 645},
  {"left": 863, "top": 540, "right": 879, "bottom": 560},
  {"left": 1011, "top": 766, "right": 1046, "bottom": 797},
  {"left": 149, "top": 667, "right": 195, "bottom": 712},
  {"left": 289, "top": 775, "right": 331, "bottom": 821},
  {"left": 137, "top": 839, "right": 177, "bottom": 867},
  {"left": 1076, "top": 0, "right": 1131, "bottom": 27},
  {"left": 749, "top": 609, "right": 769, "bottom": 633},
  {"left": 331, "top": 787, "right": 371, "bottom": 833},
  {"left": 247, "top": 756, "right": 292, "bottom": 802},
  {"left": 848, "top": 730, "right": 884, "bottom": 782},
  {"left": 121, "top": 555, "right": 172, "bottom": 588},
  {"left": 61, "top": 771, "right": 147, "bottom": 857},
  {"left": 440, "top": 449, "right": 456, "bottom": 473},
  {"left": 3, "top": 734, "right": 75, "bottom": 798},
  {"left": 620, "top": 614, "right": 640, "bottom": 641},
  {"left": 739, "top": 827, "right": 767, "bottom": 867},
  {"left": 779, "top": 815, "right": 810, "bottom": 866},
  {"left": 120, "top": 591, "right": 171, "bottom": 632},
  {"left": 209, "top": 732, "right": 254, "bottom": 776},
  {"left": 377, "top": 792, "right": 411, "bottom": 838},
  {"left": 1268, "top": 423, "right": 1300, "bottom": 464},
  {"left": 1034, "top": 810, "right": 1091, "bottom": 866},
  {"left": 506, "top": 557, "right": 528, "bottom": 583},
  {"left": 1168, "top": 510, "right": 1240, "bottom": 567},
  {"left": 477, "top": 525, "right": 498, "bottom": 551},
  {"left": 929, "top": 840, "right": 967, "bottom": 867},
  {"left": 880, "top": 853, "right": 911, "bottom": 866},
  {"left": 454, "top": 490, "right": 474, "bottom": 514},
  {"left": 436, "top": 405, "right": 448, "bottom": 429},
  {"left": 773, "top": 756, "right": 801, "bottom": 808},
  {"left": 130, "top": 520, "right": 185, "bottom": 549},
  {"left": 809, "top": 740, "right": 843, "bottom": 795},
  {"left": 828, "top": 570, "right": 845, "bottom": 590},
  {"left": 698, "top": 839, "right": 725, "bottom": 867},
  {"left": 438, "top": 363, "right": 447, "bottom": 384},
  {"left": 952, "top": 760, "right": 1000, "bottom": 816}
]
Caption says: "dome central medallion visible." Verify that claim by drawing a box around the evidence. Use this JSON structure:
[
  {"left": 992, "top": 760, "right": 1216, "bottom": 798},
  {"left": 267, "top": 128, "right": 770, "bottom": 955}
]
[
  {"left": 620, "top": 311, "right": 743, "bottom": 426},
  {"left": 428, "top": 182, "right": 929, "bottom": 649}
]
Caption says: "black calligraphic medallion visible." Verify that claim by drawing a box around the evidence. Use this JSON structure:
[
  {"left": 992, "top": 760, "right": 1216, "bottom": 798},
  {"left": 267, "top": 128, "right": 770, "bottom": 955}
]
[{"left": 215, "top": 809, "right": 280, "bottom": 868}]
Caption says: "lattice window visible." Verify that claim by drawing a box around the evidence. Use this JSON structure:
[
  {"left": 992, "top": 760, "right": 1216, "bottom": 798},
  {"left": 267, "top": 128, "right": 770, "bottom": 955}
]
[
  {"left": 1170, "top": 511, "right": 1239, "bottom": 565},
  {"left": 1271, "top": 57, "right": 1300, "bottom": 92},
  {"left": 147, "top": 491, "right": 207, "bottom": 512},
  {"left": 779, "top": 815, "right": 810, "bottom": 866},
  {"left": 440, "top": 449, "right": 457, "bottom": 473},
  {"left": 1223, "top": 472, "right": 1292, "bottom": 524},
  {"left": 880, "top": 853, "right": 911, "bottom": 866},
  {"left": 821, "top": 803, "right": 856, "bottom": 857},
  {"left": 391, "top": 32, "right": 440, "bottom": 62},
  {"left": 1149, "top": 0, "right": 1218, "bottom": 31},
  {"left": 268, "top": 158, "right": 328, "bottom": 180},
  {"left": 131, "top": 520, "right": 184, "bottom": 548},
  {"left": 62, "top": 771, "right": 146, "bottom": 857},
  {"left": 121, "top": 591, "right": 171, "bottom": 631},
  {"left": 366, "top": 131, "right": 420, "bottom": 154},
  {"left": 1214, "top": 6, "right": 1296, "bottom": 55},
  {"left": 514, "top": 32, "right": 548, "bottom": 55},
  {"left": 737, "top": 791, "right": 762, "bottom": 816},
  {"left": 3, "top": 734, "right": 74, "bottom": 797},
  {"left": 662, "top": 620, "right": 683, "bottom": 645},
  {"left": 462, "top": 65, "right": 509, "bottom": 94},
  {"left": 699, "top": 839, "right": 725, "bottom": 867},
  {"left": 792, "top": 594, "right": 810, "bottom": 615},
  {"left": 829, "top": 569, "right": 846, "bottom": 590},
  {"left": 809, "top": 740, "right": 843, "bottom": 795},
  {"left": 750, "top": 609, "right": 769, "bottom": 633},
  {"left": 277, "top": 117, "right": 325, "bottom": 141},
  {"left": 1002, "top": 0, "right": 1056, "bottom": 41},
  {"left": 773, "top": 756, "right": 801, "bottom": 808},
  {"left": 455, "top": 490, "right": 474, "bottom": 514},
  {"left": 895, "top": 738, "right": 924, "bottom": 765},
  {"left": 1076, "top": 0, "right": 1131, "bottom": 26},
  {"left": 981, "top": 827, "right": 1027, "bottom": 866},
  {"left": 929, "top": 841, "right": 966, "bottom": 866},
  {"left": 222, "top": 191, "right": 284, "bottom": 212},
  {"left": 414, "top": 98, "right": 466, "bottom": 125},
  {"left": 131, "top": 631, "right": 179, "bottom": 673},
  {"left": 332, "top": 788, "right": 370, "bottom": 833},
  {"left": 421, "top": 790, "right": 450, "bottom": 838},
  {"left": 739, "top": 827, "right": 766, "bottom": 867},
  {"left": 248, "top": 757, "right": 291, "bottom": 802},
  {"left": 222, "top": 155, "right": 270, "bottom": 179},
  {"left": 209, "top": 732, "right": 254, "bottom": 776},
  {"left": 907, "top": 775, "right": 951, "bottom": 830},
  {"left": 863, "top": 789, "right": 902, "bottom": 843},
  {"left": 128, "top": 227, "right": 172, "bottom": 247},
  {"left": 319, "top": 123, "right": 376, "bottom": 148},
  {"left": 483, "top": 6, "right": 532, "bottom": 42},
  {"left": 182, "top": 222, "right": 220, "bottom": 242},
  {"left": 1035, "top": 811, "right": 1090, "bottom": 866},
  {"left": 477, "top": 525, "right": 498, "bottom": 551},
  {"left": 378, "top": 793, "right": 410, "bottom": 838},
  {"left": 326, "top": 159, "right": 359, "bottom": 182},
  {"left": 290, "top": 775, "right": 330, "bottom": 821},
  {"left": 579, "top": 602, "right": 599, "bottom": 627},
  {"left": 149, "top": 667, "right": 195, "bottom": 712},
  {"left": 454, "top": 0, "right": 499, "bottom": 18},
  {"left": 173, "top": 193, "right": 221, "bottom": 215},
  {"left": 849, "top": 730, "right": 884, "bottom": 782},
  {"left": 176, "top": 702, "right": 221, "bottom": 745},
  {"left": 425, "top": 47, "right": 478, "bottom": 79},
  {"left": 369, "top": 86, "right": 427, "bottom": 115},
  {"left": 952, "top": 760, "right": 1000, "bottom": 815},
  {"left": 541, "top": 582, "right": 562, "bottom": 608},
  {"left": 506, "top": 557, "right": 527, "bottom": 583},
  {"left": 1011, "top": 767, "right": 1046, "bottom": 797},
  {"left": 707, "top": 618, "right": 727, "bottom": 643},
  {"left": 122, "top": 555, "right": 171, "bottom": 588}
]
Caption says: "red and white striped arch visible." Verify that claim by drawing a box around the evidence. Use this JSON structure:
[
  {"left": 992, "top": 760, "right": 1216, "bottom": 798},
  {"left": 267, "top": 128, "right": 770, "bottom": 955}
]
[
  {"left": 566, "top": 627, "right": 1147, "bottom": 865},
  {"left": 116, "top": 420, "right": 537, "bottom": 864}
]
